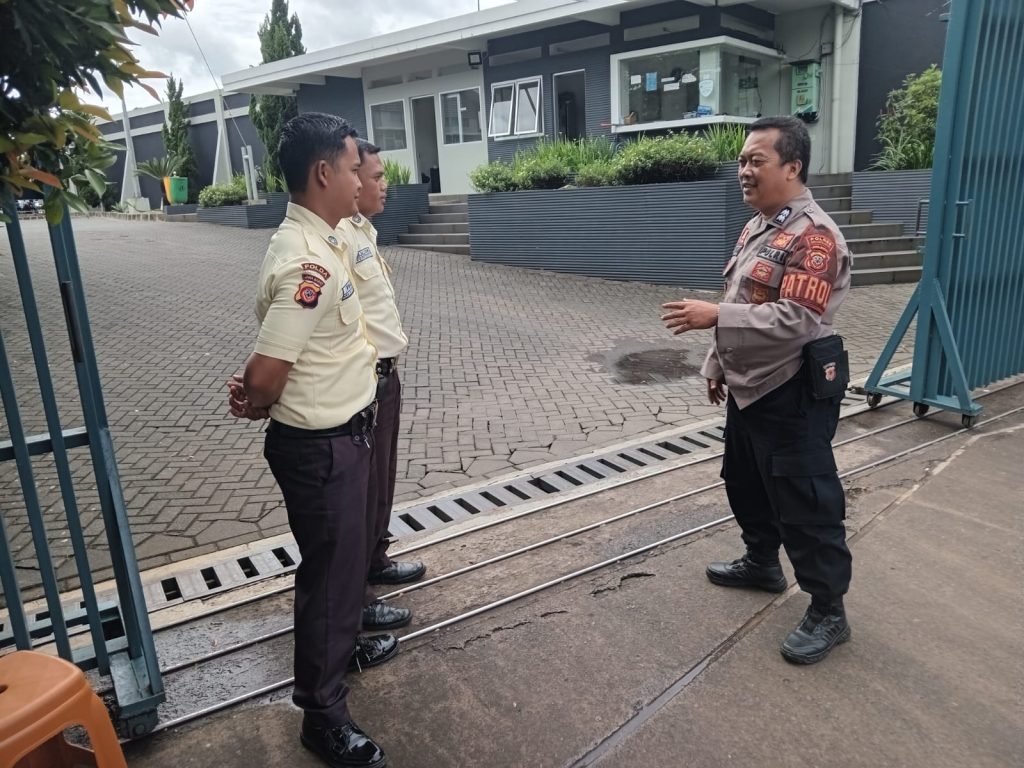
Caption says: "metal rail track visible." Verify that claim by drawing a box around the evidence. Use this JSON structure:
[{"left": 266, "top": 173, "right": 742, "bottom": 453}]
[{"left": 142, "top": 403, "right": 1024, "bottom": 734}]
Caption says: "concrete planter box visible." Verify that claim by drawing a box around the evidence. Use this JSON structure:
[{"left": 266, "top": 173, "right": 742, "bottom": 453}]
[
  {"left": 196, "top": 193, "right": 288, "bottom": 229},
  {"left": 852, "top": 169, "right": 933, "bottom": 235},
  {"left": 164, "top": 204, "right": 198, "bottom": 215},
  {"left": 373, "top": 183, "right": 430, "bottom": 245},
  {"left": 467, "top": 164, "right": 746, "bottom": 290}
]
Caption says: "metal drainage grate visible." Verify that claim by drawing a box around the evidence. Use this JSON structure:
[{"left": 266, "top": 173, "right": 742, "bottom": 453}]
[{"left": 385, "top": 393, "right": 862, "bottom": 540}]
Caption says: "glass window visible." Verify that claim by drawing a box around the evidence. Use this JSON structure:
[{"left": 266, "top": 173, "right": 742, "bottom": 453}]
[
  {"left": 441, "top": 89, "right": 483, "bottom": 144},
  {"left": 620, "top": 49, "right": 702, "bottom": 124},
  {"left": 615, "top": 42, "right": 774, "bottom": 127},
  {"left": 488, "top": 84, "right": 514, "bottom": 137},
  {"left": 515, "top": 79, "right": 542, "bottom": 134},
  {"left": 370, "top": 101, "right": 407, "bottom": 151}
]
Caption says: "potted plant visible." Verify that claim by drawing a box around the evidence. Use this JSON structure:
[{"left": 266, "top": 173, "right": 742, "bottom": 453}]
[{"left": 136, "top": 154, "right": 182, "bottom": 207}]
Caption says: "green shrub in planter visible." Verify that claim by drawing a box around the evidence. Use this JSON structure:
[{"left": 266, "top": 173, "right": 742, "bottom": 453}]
[
  {"left": 575, "top": 159, "right": 619, "bottom": 188},
  {"left": 199, "top": 176, "right": 248, "bottom": 207},
  {"left": 470, "top": 161, "right": 520, "bottom": 193},
  {"left": 514, "top": 155, "right": 569, "bottom": 190},
  {"left": 702, "top": 123, "right": 748, "bottom": 163},
  {"left": 615, "top": 134, "right": 717, "bottom": 185},
  {"left": 382, "top": 159, "right": 412, "bottom": 186}
]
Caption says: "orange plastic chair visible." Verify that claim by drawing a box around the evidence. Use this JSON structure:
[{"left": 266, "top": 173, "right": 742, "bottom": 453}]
[{"left": 0, "top": 650, "right": 127, "bottom": 768}]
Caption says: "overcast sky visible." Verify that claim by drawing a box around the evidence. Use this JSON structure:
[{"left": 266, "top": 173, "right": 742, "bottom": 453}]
[{"left": 103, "top": 0, "right": 515, "bottom": 114}]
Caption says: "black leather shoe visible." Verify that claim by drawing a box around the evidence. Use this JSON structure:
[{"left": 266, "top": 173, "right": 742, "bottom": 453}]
[
  {"left": 301, "top": 718, "right": 388, "bottom": 768},
  {"left": 706, "top": 553, "right": 788, "bottom": 592},
  {"left": 348, "top": 633, "right": 399, "bottom": 673},
  {"left": 780, "top": 605, "right": 851, "bottom": 665},
  {"left": 362, "top": 600, "right": 412, "bottom": 630},
  {"left": 368, "top": 560, "right": 427, "bottom": 585}
]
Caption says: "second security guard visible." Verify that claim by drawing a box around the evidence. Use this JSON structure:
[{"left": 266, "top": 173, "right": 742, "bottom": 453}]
[{"left": 340, "top": 139, "right": 427, "bottom": 632}]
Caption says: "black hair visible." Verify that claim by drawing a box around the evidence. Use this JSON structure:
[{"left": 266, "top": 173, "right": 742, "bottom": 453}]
[
  {"left": 278, "top": 112, "right": 358, "bottom": 193},
  {"left": 356, "top": 138, "right": 381, "bottom": 160},
  {"left": 748, "top": 116, "right": 811, "bottom": 184}
]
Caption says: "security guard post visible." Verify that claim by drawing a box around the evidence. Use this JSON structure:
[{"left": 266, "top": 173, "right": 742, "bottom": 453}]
[
  {"left": 340, "top": 139, "right": 426, "bottom": 635},
  {"left": 236, "top": 113, "right": 392, "bottom": 768},
  {"left": 661, "top": 116, "right": 853, "bottom": 665}
]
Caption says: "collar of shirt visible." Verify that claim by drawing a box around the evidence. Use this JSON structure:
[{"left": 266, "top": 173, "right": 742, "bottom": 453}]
[
  {"left": 759, "top": 187, "right": 815, "bottom": 230},
  {"left": 286, "top": 202, "right": 345, "bottom": 250}
]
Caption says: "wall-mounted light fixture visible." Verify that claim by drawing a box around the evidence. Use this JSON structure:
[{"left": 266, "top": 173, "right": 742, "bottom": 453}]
[{"left": 467, "top": 51, "right": 484, "bottom": 68}]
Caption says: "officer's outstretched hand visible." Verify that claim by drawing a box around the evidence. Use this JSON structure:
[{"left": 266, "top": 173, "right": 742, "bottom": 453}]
[
  {"left": 707, "top": 378, "right": 727, "bottom": 406},
  {"left": 661, "top": 299, "right": 719, "bottom": 334}
]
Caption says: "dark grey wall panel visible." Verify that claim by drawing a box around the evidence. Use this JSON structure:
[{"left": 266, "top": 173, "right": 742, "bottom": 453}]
[
  {"left": 855, "top": 0, "right": 947, "bottom": 170},
  {"left": 130, "top": 111, "right": 165, "bottom": 129},
  {"left": 468, "top": 167, "right": 746, "bottom": 289},
  {"left": 852, "top": 169, "right": 932, "bottom": 234},
  {"left": 225, "top": 93, "right": 252, "bottom": 111},
  {"left": 134, "top": 132, "right": 168, "bottom": 207},
  {"left": 298, "top": 77, "right": 368, "bottom": 138},
  {"left": 372, "top": 184, "right": 430, "bottom": 245},
  {"left": 226, "top": 116, "right": 267, "bottom": 174},
  {"left": 190, "top": 122, "right": 220, "bottom": 190},
  {"left": 189, "top": 100, "right": 216, "bottom": 118}
]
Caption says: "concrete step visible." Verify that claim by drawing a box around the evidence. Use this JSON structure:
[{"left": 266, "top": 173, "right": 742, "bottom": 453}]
[
  {"left": 851, "top": 266, "right": 922, "bottom": 286},
  {"left": 808, "top": 184, "right": 852, "bottom": 200},
  {"left": 846, "top": 236, "right": 921, "bottom": 254},
  {"left": 828, "top": 210, "right": 874, "bottom": 226},
  {"left": 429, "top": 194, "right": 469, "bottom": 204},
  {"left": 807, "top": 172, "right": 852, "bottom": 187},
  {"left": 407, "top": 222, "right": 469, "bottom": 235},
  {"left": 398, "top": 233, "right": 470, "bottom": 246},
  {"left": 420, "top": 213, "right": 468, "bottom": 225},
  {"left": 838, "top": 222, "right": 905, "bottom": 240},
  {"left": 429, "top": 202, "right": 468, "bottom": 215},
  {"left": 851, "top": 250, "right": 922, "bottom": 271},
  {"left": 394, "top": 243, "right": 471, "bottom": 256},
  {"left": 816, "top": 196, "right": 852, "bottom": 213}
]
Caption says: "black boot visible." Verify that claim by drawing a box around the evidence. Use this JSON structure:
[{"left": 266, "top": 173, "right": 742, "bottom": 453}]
[
  {"left": 780, "top": 603, "right": 851, "bottom": 664},
  {"left": 706, "top": 553, "right": 788, "bottom": 593}
]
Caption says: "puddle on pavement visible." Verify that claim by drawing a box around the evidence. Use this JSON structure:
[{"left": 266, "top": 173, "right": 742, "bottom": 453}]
[{"left": 588, "top": 341, "right": 703, "bottom": 385}]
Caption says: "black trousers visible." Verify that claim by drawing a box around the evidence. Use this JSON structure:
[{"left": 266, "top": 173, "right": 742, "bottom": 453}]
[
  {"left": 265, "top": 427, "right": 374, "bottom": 727},
  {"left": 722, "top": 372, "right": 852, "bottom": 605},
  {"left": 364, "top": 370, "right": 402, "bottom": 605}
]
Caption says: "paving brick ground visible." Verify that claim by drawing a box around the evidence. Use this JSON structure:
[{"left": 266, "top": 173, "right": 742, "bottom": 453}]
[{"left": 0, "top": 217, "right": 915, "bottom": 586}]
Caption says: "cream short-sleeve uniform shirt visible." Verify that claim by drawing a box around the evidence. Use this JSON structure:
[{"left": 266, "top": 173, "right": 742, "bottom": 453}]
[{"left": 255, "top": 203, "right": 377, "bottom": 429}]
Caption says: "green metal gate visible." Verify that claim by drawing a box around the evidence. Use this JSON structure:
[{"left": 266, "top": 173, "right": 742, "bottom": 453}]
[
  {"left": 1, "top": 199, "right": 163, "bottom": 736},
  {"left": 865, "top": 0, "right": 1024, "bottom": 426}
]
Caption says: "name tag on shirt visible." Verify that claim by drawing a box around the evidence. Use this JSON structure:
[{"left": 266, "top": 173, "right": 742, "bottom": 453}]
[
  {"left": 342, "top": 280, "right": 355, "bottom": 300},
  {"left": 356, "top": 247, "right": 373, "bottom": 263},
  {"left": 756, "top": 246, "right": 789, "bottom": 266}
]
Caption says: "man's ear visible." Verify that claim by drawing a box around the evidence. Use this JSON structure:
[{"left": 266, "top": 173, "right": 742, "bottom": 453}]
[
  {"left": 788, "top": 160, "right": 803, "bottom": 182},
  {"left": 310, "top": 160, "right": 329, "bottom": 190}
]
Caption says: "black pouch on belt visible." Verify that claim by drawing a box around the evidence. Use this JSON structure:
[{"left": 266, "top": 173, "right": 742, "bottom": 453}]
[{"left": 802, "top": 334, "right": 849, "bottom": 399}]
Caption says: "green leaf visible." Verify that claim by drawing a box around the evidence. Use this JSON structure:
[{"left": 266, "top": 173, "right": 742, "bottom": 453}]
[{"left": 86, "top": 168, "right": 108, "bottom": 196}]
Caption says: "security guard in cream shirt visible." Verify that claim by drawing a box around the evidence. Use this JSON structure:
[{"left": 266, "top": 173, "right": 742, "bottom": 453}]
[
  {"left": 231, "top": 114, "right": 393, "bottom": 768},
  {"left": 338, "top": 139, "right": 426, "bottom": 635}
]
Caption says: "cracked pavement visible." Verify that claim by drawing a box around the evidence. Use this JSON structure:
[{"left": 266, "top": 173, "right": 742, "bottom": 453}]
[{"left": 1, "top": 217, "right": 916, "bottom": 581}]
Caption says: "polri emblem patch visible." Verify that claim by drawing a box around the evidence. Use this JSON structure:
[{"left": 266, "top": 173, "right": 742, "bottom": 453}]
[
  {"left": 771, "top": 231, "right": 796, "bottom": 249},
  {"left": 356, "top": 247, "right": 373, "bottom": 263},
  {"left": 295, "top": 281, "right": 322, "bottom": 309},
  {"left": 341, "top": 280, "right": 355, "bottom": 300},
  {"left": 751, "top": 260, "right": 776, "bottom": 284},
  {"left": 773, "top": 207, "right": 792, "bottom": 225}
]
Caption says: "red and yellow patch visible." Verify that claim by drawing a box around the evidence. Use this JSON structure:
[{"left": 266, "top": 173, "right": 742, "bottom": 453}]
[
  {"left": 295, "top": 280, "right": 323, "bottom": 309},
  {"left": 771, "top": 231, "right": 796, "bottom": 249},
  {"left": 301, "top": 262, "right": 331, "bottom": 281},
  {"left": 751, "top": 285, "right": 770, "bottom": 305},
  {"left": 751, "top": 260, "right": 776, "bottom": 284},
  {"left": 780, "top": 272, "right": 832, "bottom": 314}
]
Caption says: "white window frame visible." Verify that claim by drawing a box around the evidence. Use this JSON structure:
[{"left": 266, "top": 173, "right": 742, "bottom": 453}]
[
  {"left": 488, "top": 76, "right": 544, "bottom": 140},
  {"left": 552, "top": 69, "right": 586, "bottom": 139},
  {"left": 368, "top": 99, "right": 409, "bottom": 151},
  {"left": 440, "top": 86, "right": 484, "bottom": 145},
  {"left": 609, "top": 36, "right": 780, "bottom": 134}
]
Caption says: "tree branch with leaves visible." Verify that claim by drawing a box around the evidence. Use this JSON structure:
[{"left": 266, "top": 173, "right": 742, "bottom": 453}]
[{"left": 0, "top": 0, "right": 195, "bottom": 222}]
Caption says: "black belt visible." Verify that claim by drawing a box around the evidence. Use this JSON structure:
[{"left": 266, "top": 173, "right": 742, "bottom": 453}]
[
  {"left": 268, "top": 402, "right": 377, "bottom": 439},
  {"left": 376, "top": 357, "right": 396, "bottom": 377}
]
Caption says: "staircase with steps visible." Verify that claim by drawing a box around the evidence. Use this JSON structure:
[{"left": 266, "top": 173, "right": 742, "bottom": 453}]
[
  {"left": 806, "top": 173, "right": 922, "bottom": 286},
  {"left": 395, "top": 182, "right": 921, "bottom": 286},
  {"left": 397, "top": 194, "right": 470, "bottom": 255}
]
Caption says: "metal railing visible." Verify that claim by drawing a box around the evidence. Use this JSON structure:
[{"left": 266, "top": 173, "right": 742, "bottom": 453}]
[
  {"left": 866, "top": 0, "right": 1024, "bottom": 426},
  {"left": 1, "top": 198, "right": 164, "bottom": 736}
]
